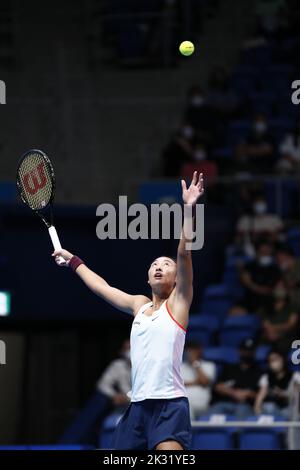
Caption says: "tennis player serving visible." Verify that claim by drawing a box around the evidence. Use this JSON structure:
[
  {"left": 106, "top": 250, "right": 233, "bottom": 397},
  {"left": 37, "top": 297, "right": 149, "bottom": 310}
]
[{"left": 53, "top": 171, "right": 204, "bottom": 450}]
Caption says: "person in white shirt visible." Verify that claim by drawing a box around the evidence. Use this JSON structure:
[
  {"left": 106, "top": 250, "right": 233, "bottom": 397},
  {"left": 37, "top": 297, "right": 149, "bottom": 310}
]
[
  {"left": 96, "top": 338, "right": 131, "bottom": 411},
  {"left": 277, "top": 121, "right": 300, "bottom": 173},
  {"left": 181, "top": 342, "right": 216, "bottom": 419}
]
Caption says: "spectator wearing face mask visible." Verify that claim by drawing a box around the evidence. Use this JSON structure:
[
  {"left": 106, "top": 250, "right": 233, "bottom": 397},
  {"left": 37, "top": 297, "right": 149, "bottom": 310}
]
[
  {"left": 259, "top": 279, "right": 299, "bottom": 353},
  {"left": 181, "top": 342, "right": 217, "bottom": 419},
  {"left": 255, "top": 349, "right": 299, "bottom": 418},
  {"left": 276, "top": 120, "right": 300, "bottom": 173},
  {"left": 184, "top": 85, "right": 217, "bottom": 146},
  {"left": 236, "top": 194, "right": 284, "bottom": 249},
  {"left": 240, "top": 240, "right": 281, "bottom": 311},
  {"left": 210, "top": 338, "right": 263, "bottom": 419},
  {"left": 180, "top": 141, "right": 218, "bottom": 185},
  {"left": 235, "top": 114, "right": 275, "bottom": 174},
  {"left": 96, "top": 339, "right": 131, "bottom": 412},
  {"left": 276, "top": 246, "right": 300, "bottom": 310},
  {"left": 162, "top": 122, "right": 195, "bottom": 177}
]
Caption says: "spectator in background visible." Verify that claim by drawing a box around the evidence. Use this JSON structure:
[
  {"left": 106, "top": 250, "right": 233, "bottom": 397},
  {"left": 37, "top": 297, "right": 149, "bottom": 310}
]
[
  {"left": 210, "top": 339, "right": 263, "bottom": 418},
  {"left": 276, "top": 245, "right": 300, "bottom": 309},
  {"left": 259, "top": 279, "right": 299, "bottom": 353},
  {"left": 276, "top": 120, "right": 300, "bottom": 173},
  {"left": 184, "top": 85, "right": 217, "bottom": 147},
  {"left": 235, "top": 114, "right": 275, "bottom": 174},
  {"left": 162, "top": 122, "right": 194, "bottom": 177},
  {"left": 255, "top": 349, "right": 297, "bottom": 418},
  {"left": 181, "top": 342, "right": 216, "bottom": 419},
  {"left": 235, "top": 194, "right": 284, "bottom": 253},
  {"left": 96, "top": 339, "right": 131, "bottom": 412},
  {"left": 240, "top": 240, "right": 281, "bottom": 312},
  {"left": 180, "top": 140, "right": 218, "bottom": 184},
  {"left": 207, "top": 65, "right": 241, "bottom": 119}
]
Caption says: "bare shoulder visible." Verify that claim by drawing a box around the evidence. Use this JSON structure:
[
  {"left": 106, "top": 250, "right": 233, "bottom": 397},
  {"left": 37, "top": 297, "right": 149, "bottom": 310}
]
[{"left": 132, "top": 295, "right": 151, "bottom": 316}]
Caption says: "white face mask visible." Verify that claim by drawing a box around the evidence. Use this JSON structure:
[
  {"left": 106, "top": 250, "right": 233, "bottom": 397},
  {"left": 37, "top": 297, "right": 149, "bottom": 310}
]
[
  {"left": 258, "top": 255, "right": 273, "bottom": 266},
  {"left": 253, "top": 201, "right": 267, "bottom": 215},
  {"left": 191, "top": 95, "right": 204, "bottom": 107},
  {"left": 269, "top": 360, "right": 283, "bottom": 373},
  {"left": 181, "top": 126, "right": 194, "bottom": 139},
  {"left": 194, "top": 149, "right": 206, "bottom": 161},
  {"left": 254, "top": 121, "right": 267, "bottom": 134}
]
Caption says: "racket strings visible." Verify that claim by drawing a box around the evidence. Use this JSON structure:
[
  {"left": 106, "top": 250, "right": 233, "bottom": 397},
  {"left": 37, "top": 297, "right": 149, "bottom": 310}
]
[{"left": 17, "top": 152, "right": 53, "bottom": 211}]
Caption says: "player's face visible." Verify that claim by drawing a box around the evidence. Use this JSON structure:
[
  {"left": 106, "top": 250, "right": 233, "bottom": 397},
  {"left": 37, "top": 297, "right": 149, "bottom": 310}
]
[{"left": 148, "top": 257, "right": 177, "bottom": 291}]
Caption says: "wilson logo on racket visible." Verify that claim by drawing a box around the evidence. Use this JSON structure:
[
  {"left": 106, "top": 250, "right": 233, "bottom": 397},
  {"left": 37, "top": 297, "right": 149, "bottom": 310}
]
[{"left": 23, "top": 162, "right": 47, "bottom": 195}]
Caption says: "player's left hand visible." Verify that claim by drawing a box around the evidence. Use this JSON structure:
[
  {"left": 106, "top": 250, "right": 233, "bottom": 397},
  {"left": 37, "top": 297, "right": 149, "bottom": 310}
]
[{"left": 181, "top": 171, "right": 204, "bottom": 205}]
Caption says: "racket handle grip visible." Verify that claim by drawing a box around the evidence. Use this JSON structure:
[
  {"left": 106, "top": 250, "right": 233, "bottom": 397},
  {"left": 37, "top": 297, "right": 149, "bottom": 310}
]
[{"left": 48, "top": 226, "right": 65, "bottom": 266}]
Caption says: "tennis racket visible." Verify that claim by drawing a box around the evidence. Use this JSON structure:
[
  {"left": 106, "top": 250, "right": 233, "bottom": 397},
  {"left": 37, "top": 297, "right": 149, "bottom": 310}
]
[{"left": 16, "top": 149, "right": 65, "bottom": 265}]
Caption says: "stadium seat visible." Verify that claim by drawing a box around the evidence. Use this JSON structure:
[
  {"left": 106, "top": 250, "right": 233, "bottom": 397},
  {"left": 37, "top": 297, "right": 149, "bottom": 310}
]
[
  {"left": 219, "top": 315, "right": 260, "bottom": 347},
  {"left": 99, "top": 413, "right": 123, "bottom": 449},
  {"left": 187, "top": 314, "right": 220, "bottom": 346},
  {"left": 287, "top": 227, "right": 300, "bottom": 256},
  {"left": 186, "top": 329, "right": 213, "bottom": 347},
  {"left": 203, "top": 284, "right": 232, "bottom": 300},
  {"left": 255, "top": 345, "right": 271, "bottom": 366},
  {"left": 188, "top": 314, "right": 220, "bottom": 331},
  {"left": 192, "top": 414, "right": 236, "bottom": 450},
  {"left": 202, "top": 347, "right": 239, "bottom": 365},
  {"left": 200, "top": 299, "right": 233, "bottom": 321},
  {"left": 239, "top": 415, "right": 284, "bottom": 450}
]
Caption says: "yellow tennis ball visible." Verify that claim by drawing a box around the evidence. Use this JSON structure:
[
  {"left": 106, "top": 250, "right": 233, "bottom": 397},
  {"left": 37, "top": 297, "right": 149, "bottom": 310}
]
[{"left": 179, "top": 41, "right": 195, "bottom": 56}]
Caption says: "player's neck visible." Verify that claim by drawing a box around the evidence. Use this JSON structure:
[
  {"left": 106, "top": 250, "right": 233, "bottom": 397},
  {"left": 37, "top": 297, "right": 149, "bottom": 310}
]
[{"left": 151, "top": 294, "right": 168, "bottom": 311}]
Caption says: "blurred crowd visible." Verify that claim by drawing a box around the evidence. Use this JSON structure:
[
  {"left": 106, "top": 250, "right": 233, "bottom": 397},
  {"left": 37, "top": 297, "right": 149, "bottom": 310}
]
[{"left": 161, "top": 0, "right": 300, "bottom": 185}]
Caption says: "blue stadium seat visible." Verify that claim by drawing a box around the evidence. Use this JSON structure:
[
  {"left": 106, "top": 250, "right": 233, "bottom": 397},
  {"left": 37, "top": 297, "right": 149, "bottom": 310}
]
[
  {"left": 219, "top": 315, "right": 260, "bottom": 347},
  {"left": 139, "top": 181, "right": 181, "bottom": 204},
  {"left": 192, "top": 414, "right": 236, "bottom": 450},
  {"left": 287, "top": 227, "right": 300, "bottom": 256},
  {"left": 227, "top": 120, "right": 252, "bottom": 145},
  {"left": 203, "top": 284, "right": 233, "bottom": 300},
  {"left": 99, "top": 413, "right": 123, "bottom": 449},
  {"left": 28, "top": 445, "right": 93, "bottom": 450},
  {"left": 239, "top": 415, "right": 284, "bottom": 450},
  {"left": 200, "top": 299, "right": 233, "bottom": 320},
  {"left": 186, "top": 330, "right": 213, "bottom": 347},
  {"left": 222, "top": 315, "right": 260, "bottom": 330},
  {"left": 202, "top": 347, "right": 239, "bottom": 365},
  {"left": 187, "top": 315, "right": 220, "bottom": 346},
  {"left": 219, "top": 328, "right": 256, "bottom": 347},
  {"left": 188, "top": 314, "right": 220, "bottom": 331},
  {"left": 255, "top": 345, "right": 271, "bottom": 366}
]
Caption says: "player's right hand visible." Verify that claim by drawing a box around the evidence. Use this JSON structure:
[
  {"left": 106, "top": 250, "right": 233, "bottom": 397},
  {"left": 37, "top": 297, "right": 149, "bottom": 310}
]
[{"left": 52, "top": 249, "right": 74, "bottom": 267}]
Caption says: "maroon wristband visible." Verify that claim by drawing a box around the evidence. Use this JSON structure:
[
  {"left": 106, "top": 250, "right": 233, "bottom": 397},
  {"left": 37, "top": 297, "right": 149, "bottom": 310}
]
[{"left": 69, "top": 255, "right": 84, "bottom": 272}]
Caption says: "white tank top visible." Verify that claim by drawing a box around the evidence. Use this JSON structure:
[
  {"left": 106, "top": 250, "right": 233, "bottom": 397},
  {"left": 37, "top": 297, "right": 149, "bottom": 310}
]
[{"left": 130, "top": 299, "right": 187, "bottom": 402}]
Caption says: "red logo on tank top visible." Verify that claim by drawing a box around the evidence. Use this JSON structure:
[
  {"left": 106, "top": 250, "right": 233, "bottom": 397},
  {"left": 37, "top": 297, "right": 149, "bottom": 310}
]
[{"left": 23, "top": 162, "right": 47, "bottom": 195}]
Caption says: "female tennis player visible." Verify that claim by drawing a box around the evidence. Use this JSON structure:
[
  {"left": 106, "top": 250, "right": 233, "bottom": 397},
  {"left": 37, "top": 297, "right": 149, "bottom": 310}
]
[{"left": 53, "top": 171, "right": 204, "bottom": 450}]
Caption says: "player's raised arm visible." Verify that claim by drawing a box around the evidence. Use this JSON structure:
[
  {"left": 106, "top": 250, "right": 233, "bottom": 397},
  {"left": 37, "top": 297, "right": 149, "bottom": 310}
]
[
  {"left": 52, "top": 249, "right": 149, "bottom": 315},
  {"left": 169, "top": 172, "right": 204, "bottom": 328}
]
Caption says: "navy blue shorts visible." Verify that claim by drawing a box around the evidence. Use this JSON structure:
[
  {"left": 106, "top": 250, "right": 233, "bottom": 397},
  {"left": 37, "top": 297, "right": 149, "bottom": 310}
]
[{"left": 113, "top": 397, "right": 192, "bottom": 450}]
